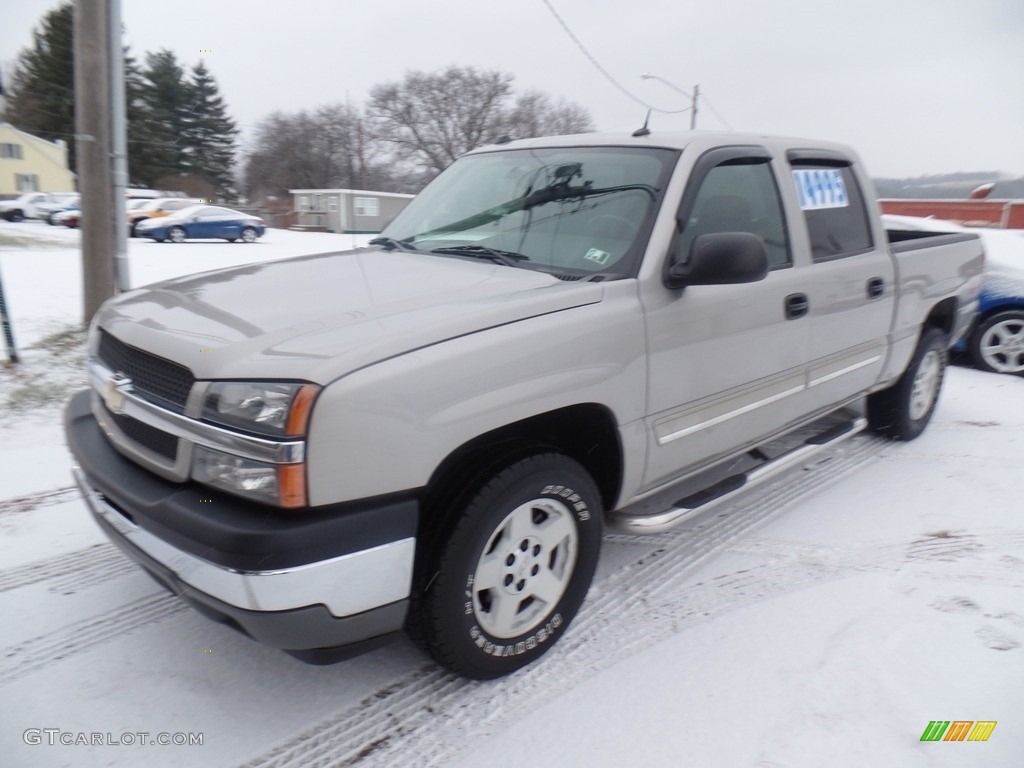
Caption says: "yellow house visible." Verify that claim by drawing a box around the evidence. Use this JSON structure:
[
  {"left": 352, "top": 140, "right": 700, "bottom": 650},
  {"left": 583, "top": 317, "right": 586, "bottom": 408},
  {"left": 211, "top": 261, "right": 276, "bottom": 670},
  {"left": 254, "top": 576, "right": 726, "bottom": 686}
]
[{"left": 0, "top": 122, "right": 76, "bottom": 196}]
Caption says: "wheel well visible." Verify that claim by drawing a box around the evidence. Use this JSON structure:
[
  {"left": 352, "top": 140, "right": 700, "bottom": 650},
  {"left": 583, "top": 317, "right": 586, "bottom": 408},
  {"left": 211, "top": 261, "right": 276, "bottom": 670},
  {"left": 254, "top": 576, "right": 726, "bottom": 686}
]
[
  {"left": 979, "top": 302, "right": 1024, "bottom": 322},
  {"left": 924, "top": 297, "right": 956, "bottom": 336},
  {"left": 418, "top": 404, "right": 622, "bottom": 547}
]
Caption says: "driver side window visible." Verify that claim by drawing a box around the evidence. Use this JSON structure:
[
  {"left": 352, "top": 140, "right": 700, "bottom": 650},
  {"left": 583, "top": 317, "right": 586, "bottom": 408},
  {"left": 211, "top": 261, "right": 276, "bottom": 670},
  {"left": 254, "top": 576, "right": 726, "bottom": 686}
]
[{"left": 679, "top": 161, "right": 791, "bottom": 269}]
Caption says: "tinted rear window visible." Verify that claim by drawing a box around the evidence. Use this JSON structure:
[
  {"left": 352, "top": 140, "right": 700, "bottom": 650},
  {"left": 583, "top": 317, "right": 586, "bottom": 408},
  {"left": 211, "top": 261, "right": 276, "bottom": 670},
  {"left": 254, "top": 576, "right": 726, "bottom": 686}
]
[{"left": 791, "top": 164, "right": 873, "bottom": 260}]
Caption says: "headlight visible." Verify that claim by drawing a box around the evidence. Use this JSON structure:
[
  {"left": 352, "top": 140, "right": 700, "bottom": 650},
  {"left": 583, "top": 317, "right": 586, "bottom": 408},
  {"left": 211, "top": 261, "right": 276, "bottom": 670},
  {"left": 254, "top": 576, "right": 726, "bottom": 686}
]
[
  {"left": 202, "top": 382, "right": 318, "bottom": 437},
  {"left": 192, "top": 446, "right": 306, "bottom": 508}
]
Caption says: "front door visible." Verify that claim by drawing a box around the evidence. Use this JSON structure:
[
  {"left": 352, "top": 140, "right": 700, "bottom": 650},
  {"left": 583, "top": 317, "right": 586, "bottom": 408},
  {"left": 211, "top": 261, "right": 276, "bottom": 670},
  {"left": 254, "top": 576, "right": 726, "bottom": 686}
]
[{"left": 640, "top": 146, "right": 811, "bottom": 491}]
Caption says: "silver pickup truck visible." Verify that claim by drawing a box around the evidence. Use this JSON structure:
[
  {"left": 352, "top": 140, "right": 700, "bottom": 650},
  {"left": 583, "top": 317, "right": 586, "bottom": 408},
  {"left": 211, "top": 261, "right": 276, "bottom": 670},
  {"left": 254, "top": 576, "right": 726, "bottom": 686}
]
[{"left": 66, "top": 131, "right": 984, "bottom": 679}]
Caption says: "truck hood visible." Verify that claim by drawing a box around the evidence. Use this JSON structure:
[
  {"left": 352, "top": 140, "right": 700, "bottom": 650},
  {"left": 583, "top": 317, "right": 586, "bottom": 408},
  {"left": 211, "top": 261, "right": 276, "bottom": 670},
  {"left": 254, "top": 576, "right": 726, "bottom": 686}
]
[{"left": 96, "top": 248, "right": 604, "bottom": 384}]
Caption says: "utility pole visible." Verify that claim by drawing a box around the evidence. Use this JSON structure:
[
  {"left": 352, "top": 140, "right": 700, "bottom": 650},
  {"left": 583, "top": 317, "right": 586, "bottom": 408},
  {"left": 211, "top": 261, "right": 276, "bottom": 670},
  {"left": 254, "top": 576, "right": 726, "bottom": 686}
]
[
  {"left": 110, "top": 0, "right": 130, "bottom": 291},
  {"left": 75, "top": 0, "right": 116, "bottom": 323}
]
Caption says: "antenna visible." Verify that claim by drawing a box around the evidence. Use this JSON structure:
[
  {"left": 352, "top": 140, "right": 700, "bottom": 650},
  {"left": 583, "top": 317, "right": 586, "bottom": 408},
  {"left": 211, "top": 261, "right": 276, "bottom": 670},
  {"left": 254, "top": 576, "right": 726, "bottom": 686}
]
[{"left": 632, "top": 109, "right": 652, "bottom": 137}]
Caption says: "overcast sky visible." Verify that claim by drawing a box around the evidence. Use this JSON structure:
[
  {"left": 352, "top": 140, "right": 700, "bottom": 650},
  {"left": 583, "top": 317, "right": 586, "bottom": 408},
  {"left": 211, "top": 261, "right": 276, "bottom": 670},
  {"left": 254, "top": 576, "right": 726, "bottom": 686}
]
[{"left": 2, "top": 0, "right": 1023, "bottom": 179}]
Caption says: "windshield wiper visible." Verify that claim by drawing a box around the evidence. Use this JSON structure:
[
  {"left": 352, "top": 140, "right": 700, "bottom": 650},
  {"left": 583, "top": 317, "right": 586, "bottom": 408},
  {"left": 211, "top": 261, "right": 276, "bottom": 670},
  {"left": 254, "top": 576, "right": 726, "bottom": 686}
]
[
  {"left": 368, "top": 236, "right": 419, "bottom": 253},
  {"left": 415, "top": 182, "right": 657, "bottom": 241},
  {"left": 430, "top": 244, "right": 530, "bottom": 268}
]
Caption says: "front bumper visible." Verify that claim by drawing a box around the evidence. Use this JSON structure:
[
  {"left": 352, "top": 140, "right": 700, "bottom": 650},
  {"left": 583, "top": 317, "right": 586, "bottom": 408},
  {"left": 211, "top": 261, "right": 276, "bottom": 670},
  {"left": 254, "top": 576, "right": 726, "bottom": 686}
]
[{"left": 66, "top": 389, "right": 418, "bottom": 655}]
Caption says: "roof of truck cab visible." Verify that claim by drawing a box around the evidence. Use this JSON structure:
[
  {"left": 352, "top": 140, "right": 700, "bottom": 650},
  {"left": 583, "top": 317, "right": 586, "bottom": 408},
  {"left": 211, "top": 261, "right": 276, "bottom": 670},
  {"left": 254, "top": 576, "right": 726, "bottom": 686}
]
[{"left": 466, "top": 130, "right": 857, "bottom": 158}]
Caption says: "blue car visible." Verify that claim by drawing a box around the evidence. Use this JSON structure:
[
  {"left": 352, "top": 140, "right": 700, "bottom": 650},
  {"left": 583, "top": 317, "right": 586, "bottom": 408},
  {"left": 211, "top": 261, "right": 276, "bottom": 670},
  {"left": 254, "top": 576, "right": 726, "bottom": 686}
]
[
  {"left": 964, "top": 229, "right": 1024, "bottom": 375},
  {"left": 885, "top": 215, "right": 1024, "bottom": 375},
  {"left": 136, "top": 204, "right": 266, "bottom": 243}
]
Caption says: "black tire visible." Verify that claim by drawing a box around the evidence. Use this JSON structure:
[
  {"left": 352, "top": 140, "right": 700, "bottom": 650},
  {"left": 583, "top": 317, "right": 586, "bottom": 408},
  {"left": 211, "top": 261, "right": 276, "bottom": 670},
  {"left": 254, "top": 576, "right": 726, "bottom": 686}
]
[
  {"left": 8, "top": 210, "right": 24, "bottom": 222},
  {"left": 867, "top": 326, "right": 947, "bottom": 440},
  {"left": 413, "top": 453, "right": 602, "bottom": 679},
  {"left": 967, "top": 310, "right": 1024, "bottom": 375},
  {"left": 241, "top": 227, "right": 257, "bottom": 243},
  {"left": 168, "top": 226, "right": 186, "bottom": 243}
]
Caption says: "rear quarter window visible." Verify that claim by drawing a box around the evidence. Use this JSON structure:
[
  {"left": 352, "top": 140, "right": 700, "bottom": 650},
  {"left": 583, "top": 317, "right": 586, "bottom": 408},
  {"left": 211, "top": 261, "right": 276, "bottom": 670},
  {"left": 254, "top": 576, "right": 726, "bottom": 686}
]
[{"left": 791, "top": 163, "right": 873, "bottom": 261}]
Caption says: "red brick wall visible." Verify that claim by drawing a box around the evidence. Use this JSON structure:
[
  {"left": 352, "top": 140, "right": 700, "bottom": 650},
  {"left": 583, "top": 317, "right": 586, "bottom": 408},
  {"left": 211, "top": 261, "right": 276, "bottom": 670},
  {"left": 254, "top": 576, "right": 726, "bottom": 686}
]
[{"left": 879, "top": 199, "right": 1024, "bottom": 228}]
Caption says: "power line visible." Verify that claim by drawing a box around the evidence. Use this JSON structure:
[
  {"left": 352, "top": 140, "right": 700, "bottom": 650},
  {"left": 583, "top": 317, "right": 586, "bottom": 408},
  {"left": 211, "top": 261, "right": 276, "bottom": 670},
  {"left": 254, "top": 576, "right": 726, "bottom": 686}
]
[
  {"left": 700, "top": 93, "right": 733, "bottom": 130},
  {"left": 539, "top": 0, "right": 736, "bottom": 130},
  {"left": 539, "top": 0, "right": 686, "bottom": 115}
]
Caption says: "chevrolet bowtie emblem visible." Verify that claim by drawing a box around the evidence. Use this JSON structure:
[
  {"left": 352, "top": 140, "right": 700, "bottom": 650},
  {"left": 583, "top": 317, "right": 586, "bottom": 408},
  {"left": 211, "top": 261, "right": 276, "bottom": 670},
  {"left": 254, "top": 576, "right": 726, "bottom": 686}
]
[{"left": 101, "top": 372, "right": 132, "bottom": 414}]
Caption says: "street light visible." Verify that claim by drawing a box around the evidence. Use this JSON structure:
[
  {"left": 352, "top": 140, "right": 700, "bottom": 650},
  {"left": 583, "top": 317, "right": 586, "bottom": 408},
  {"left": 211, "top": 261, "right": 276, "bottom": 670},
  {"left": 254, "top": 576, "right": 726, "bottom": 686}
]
[{"left": 641, "top": 73, "right": 699, "bottom": 129}]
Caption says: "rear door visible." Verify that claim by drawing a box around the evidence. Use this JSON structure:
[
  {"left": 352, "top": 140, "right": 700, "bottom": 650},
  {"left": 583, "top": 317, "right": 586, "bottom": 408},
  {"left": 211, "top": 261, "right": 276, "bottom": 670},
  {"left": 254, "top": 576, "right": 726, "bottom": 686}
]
[
  {"left": 640, "top": 145, "right": 812, "bottom": 490},
  {"left": 785, "top": 151, "right": 895, "bottom": 412}
]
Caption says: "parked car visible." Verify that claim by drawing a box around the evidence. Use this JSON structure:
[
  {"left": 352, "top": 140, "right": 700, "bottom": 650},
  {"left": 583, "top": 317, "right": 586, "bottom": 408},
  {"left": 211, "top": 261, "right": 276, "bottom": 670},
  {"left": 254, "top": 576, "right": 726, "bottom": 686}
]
[
  {"left": 135, "top": 204, "right": 265, "bottom": 243},
  {"left": 884, "top": 215, "right": 1024, "bottom": 375},
  {"left": 0, "top": 191, "right": 69, "bottom": 222},
  {"left": 127, "top": 197, "right": 204, "bottom": 236},
  {"left": 57, "top": 207, "right": 81, "bottom": 228},
  {"left": 68, "top": 130, "right": 984, "bottom": 679},
  {"left": 36, "top": 193, "right": 81, "bottom": 224}
]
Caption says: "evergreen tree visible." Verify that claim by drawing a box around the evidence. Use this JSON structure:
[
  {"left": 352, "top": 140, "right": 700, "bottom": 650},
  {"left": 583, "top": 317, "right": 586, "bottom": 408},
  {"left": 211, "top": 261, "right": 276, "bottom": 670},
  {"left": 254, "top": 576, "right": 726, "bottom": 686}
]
[
  {"left": 182, "top": 62, "right": 238, "bottom": 197},
  {"left": 139, "top": 49, "right": 191, "bottom": 181},
  {"left": 1, "top": 2, "right": 76, "bottom": 170},
  {"left": 124, "top": 49, "right": 163, "bottom": 187}
]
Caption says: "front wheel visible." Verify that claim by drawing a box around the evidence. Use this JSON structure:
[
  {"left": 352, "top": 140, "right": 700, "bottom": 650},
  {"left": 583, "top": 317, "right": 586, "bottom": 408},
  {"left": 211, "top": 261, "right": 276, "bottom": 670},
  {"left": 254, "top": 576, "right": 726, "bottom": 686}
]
[
  {"left": 867, "top": 326, "right": 947, "bottom": 440},
  {"left": 8, "top": 210, "right": 24, "bottom": 222},
  {"left": 414, "top": 453, "right": 602, "bottom": 679},
  {"left": 968, "top": 310, "right": 1024, "bottom": 375}
]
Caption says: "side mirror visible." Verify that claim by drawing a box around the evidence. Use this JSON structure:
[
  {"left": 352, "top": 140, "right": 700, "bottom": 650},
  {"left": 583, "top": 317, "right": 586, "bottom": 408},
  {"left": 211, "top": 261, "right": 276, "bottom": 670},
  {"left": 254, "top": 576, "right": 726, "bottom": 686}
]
[{"left": 664, "top": 232, "right": 769, "bottom": 289}]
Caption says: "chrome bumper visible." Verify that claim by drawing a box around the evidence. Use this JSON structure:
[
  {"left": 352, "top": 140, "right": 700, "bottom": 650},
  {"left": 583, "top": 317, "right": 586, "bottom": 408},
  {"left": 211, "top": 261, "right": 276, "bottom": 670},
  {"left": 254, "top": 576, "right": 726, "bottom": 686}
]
[{"left": 73, "top": 466, "right": 415, "bottom": 618}]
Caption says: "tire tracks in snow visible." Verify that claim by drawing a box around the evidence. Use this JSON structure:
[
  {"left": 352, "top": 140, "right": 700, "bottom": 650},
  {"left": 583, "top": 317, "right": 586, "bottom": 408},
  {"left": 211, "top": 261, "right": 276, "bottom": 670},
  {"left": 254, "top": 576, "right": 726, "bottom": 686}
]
[
  {"left": 0, "top": 485, "right": 79, "bottom": 516},
  {"left": 233, "top": 436, "right": 891, "bottom": 768},
  {"left": 0, "top": 593, "right": 186, "bottom": 686},
  {"left": 0, "top": 542, "right": 133, "bottom": 595}
]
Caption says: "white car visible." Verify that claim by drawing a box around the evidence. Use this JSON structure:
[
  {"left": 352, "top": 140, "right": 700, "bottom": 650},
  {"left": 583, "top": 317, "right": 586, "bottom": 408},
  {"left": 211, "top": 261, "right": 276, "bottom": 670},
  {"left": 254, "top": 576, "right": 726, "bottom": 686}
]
[{"left": 0, "top": 192, "right": 69, "bottom": 222}]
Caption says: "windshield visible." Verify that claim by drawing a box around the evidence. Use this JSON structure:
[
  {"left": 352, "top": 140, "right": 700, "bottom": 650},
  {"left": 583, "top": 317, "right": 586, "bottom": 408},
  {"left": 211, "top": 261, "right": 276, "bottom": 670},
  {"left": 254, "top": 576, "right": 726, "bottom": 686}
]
[{"left": 380, "top": 146, "right": 678, "bottom": 279}]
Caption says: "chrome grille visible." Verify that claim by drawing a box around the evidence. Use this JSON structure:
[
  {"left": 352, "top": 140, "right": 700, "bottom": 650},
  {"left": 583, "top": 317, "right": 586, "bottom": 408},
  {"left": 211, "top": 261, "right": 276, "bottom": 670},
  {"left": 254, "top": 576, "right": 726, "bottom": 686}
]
[{"left": 98, "top": 331, "right": 194, "bottom": 413}]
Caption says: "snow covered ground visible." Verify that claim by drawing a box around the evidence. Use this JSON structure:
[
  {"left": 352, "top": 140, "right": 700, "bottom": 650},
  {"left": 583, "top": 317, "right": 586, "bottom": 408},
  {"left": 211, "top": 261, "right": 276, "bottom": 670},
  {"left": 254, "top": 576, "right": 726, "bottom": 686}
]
[{"left": 1, "top": 220, "right": 1021, "bottom": 767}]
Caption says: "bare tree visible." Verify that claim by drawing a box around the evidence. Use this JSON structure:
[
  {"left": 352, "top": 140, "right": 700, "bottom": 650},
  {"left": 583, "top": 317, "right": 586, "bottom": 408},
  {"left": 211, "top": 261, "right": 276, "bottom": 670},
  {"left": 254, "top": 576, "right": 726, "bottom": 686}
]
[
  {"left": 243, "top": 104, "right": 386, "bottom": 200},
  {"left": 367, "top": 66, "right": 515, "bottom": 177},
  {"left": 244, "top": 67, "right": 595, "bottom": 197},
  {"left": 505, "top": 90, "right": 594, "bottom": 140}
]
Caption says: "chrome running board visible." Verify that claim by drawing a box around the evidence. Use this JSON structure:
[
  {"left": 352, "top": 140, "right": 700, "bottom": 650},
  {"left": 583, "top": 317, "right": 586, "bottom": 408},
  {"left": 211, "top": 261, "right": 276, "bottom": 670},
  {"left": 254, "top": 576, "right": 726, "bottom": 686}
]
[{"left": 608, "top": 415, "right": 867, "bottom": 534}]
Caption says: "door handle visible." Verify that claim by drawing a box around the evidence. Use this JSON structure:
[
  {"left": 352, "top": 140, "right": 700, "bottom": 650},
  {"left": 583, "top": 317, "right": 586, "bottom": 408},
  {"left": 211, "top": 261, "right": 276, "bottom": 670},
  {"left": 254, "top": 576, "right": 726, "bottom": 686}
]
[
  {"left": 785, "top": 293, "right": 809, "bottom": 320},
  {"left": 867, "top": 277, "right": 885, "bottom": 299}
]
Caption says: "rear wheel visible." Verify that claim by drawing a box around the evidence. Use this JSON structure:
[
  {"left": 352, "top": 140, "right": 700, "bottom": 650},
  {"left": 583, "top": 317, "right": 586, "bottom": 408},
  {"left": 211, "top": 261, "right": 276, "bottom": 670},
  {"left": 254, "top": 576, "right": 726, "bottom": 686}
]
[
  {"left": 241, "top": 227, "right": 257, "bottom": 243},
  {"left": 413, "top": 453, "right": 602, "bottom": 679},
  {"left": 867, "top": 326, "right": 947, "bottom": 440},
  {"left": 968, "top": 310, "right": 1024, "bottom": 375},
  {"left": 8, "top": 210, "right": 24, "bottom": 222},
  {"left": 168, "top": 226, "right": 186, "bottom": 243}
]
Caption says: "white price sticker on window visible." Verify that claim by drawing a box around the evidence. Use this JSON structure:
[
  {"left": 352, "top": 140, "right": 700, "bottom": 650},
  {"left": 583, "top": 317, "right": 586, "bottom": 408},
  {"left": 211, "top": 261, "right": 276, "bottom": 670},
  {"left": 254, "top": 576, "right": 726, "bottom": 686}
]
[{"left": 792, "top": 169, "right": 849, "bottom": 210}]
